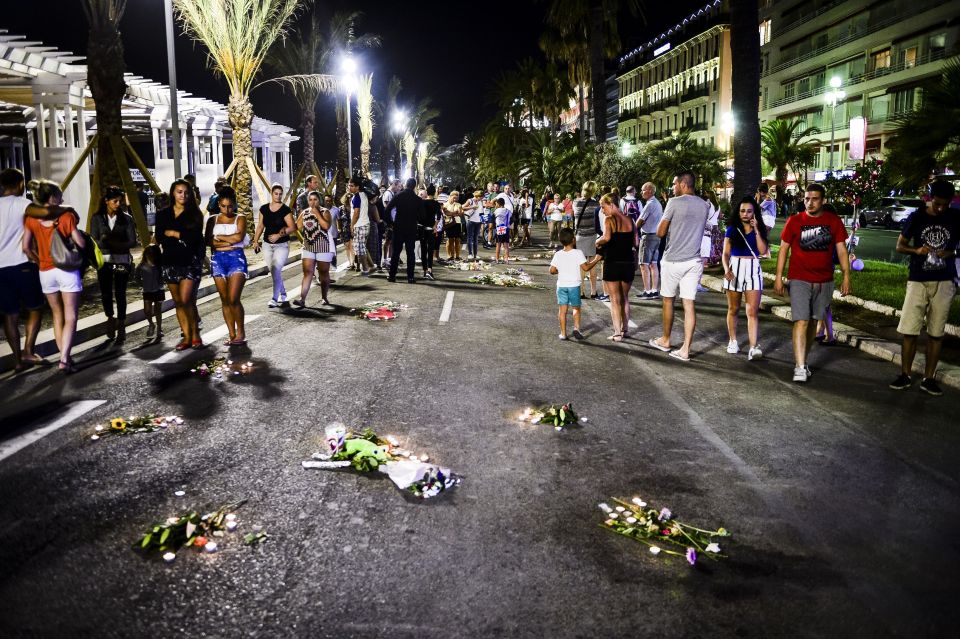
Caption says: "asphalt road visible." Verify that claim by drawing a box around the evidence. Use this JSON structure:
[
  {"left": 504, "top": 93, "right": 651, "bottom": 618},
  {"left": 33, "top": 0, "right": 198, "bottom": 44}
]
[{"left": 1, "top": 229, "right": 958, "bottom": 638}]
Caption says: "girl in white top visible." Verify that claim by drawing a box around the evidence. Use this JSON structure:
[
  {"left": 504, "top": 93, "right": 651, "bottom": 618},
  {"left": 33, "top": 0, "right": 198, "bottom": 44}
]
[
  {"left": 547, "top": 193, "right": 563, "bottom": 247},
  {"left": 294, "top": 191, "right": 334, "bottom": 307},
  {"left": 207, "top": 186, "right": 248, "bottom": 345}
]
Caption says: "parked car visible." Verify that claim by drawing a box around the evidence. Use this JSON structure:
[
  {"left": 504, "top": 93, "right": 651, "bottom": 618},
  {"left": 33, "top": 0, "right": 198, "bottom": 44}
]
[{"left": 859, "top": 197, "right": 925, "bottom": 229}]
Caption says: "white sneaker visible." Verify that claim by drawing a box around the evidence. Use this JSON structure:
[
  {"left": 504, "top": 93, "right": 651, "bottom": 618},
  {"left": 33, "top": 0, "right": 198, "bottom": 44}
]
[
  {"left": 748, "top": 346, "right": 763, "bottom": 361},
  {"left": 267, "top": 299, "right": 279, "bottom": 308},
  {"left": 558, "top": 334, "right": 567, "bottom": 340},
  {"left": 793, "top": 366, "right": 808, "bottom": 383},
  {"left": 804, "top": 365, "right": 813, "bottom": 378},
  {"left": 726, "top": 339, "right": 740, "bottom": 354}
]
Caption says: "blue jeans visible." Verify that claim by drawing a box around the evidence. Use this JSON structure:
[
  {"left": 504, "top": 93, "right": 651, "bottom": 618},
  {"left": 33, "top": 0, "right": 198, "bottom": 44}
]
[{"left": 466, "top": 221, "right": 482, "bottom": 256}]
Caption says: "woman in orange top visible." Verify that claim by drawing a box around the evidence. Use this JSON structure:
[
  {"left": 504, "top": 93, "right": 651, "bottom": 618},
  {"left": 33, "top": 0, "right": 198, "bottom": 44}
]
[{"left": 22, "top": 180, "right": 86, "bottom": 373}]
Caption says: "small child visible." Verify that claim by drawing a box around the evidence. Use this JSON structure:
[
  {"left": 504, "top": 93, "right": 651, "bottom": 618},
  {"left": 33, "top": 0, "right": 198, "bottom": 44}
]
[
  {"left": 138, "top": 244, "right": 164, "bottom": 340},
  {"left": 494, "top": 197, "right": 511, "bottom": 263},
  {"left": 550, "top": 228, "right": 600, "bottom": 340}
]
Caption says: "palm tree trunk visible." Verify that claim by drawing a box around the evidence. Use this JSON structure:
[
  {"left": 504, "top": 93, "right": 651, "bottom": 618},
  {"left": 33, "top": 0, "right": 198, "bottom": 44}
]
[
  {"left": 579, "top": 82, "right": 587, "bottom": 149},
  {"left": 335, "top": 99, "right": 348, "bottom": 199},
  {"left": 378, "top": 140, "right": 390, "bottom": 184},
  {"left": 730, "top": 0, "right": 761, "bottom": 200},
  {"left": 87, "top": 22, "right": 126, "bottom": 196},
  {"left": 392, "top": 138, "right": 401, "bottom": 180},
  {"left": 588, "top": 4, "right": 606, "bottom": 144},
  {"left": 228, "top": 95, "right": 254, "bottom": 235},
  {"left": 301, "top": 106, "right": 315, "bottom": 169},
  {"left": 360, "top": 139, "right": 371, "bottom": 178}
]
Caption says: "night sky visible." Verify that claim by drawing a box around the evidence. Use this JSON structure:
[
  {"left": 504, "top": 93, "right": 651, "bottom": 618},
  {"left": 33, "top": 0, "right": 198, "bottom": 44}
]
[{"left": 5, "top": 0, "right": 705, "bottom": 161}]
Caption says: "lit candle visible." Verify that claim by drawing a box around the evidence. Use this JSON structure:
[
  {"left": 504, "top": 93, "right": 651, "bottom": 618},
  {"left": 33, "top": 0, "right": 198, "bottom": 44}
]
[
  {"left": 95, "top": 425, "right": 104, "bottom": 432},
  {"left": 204, "top": 541, "right": 218, "bottom": 553},
  {"left": 226, "top": 521, "right": 238, "bottom": 532},
  {"left": 420, "top": 455, "right": 429, "bottom": 462},
  {"left": 386, "top": 435, "right": 399, "bottom": 446},
  {"left": 162, "top": 552, "right": 176, "bottom": 563},
  {"left": 225, "top": 513, "right": 236, "bottom": 522},
  {"left": 175, "top": 490, "right": 185, "bottom": 497},
  {"left": 91, "top": 435, "right": 99, "bottom": 440}
]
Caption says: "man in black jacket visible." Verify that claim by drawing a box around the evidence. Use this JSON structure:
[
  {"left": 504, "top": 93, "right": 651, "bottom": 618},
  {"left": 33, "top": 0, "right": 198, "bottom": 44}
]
[{"left": 386, "top": 178, "right": 424, "bottom": 283}]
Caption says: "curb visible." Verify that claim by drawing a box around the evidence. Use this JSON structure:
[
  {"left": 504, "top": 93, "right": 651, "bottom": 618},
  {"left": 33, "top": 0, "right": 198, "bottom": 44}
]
[
  {"left": 0, "top": 249, "right": 305, "bottom": 373},
  {"left": 701, "top": 274, "right": 960, "bottom": 391}
]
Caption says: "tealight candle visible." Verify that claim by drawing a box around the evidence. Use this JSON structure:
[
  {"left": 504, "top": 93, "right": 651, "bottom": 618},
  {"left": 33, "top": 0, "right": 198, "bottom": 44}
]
[
  {"left": 204, "top": 541, "right": 218, "bottom": 553},
  {"left": 225, "top": 513, "right": 236, "bottom": 522},
  {"left": 226, "top": 521, "right": 238, "bottom": 532},
  {"left": 95, "top": 425, "right": 104, "bottom": 432},
  {"left": 175, "top": 490, "right": 185, "bottom": 497},
  {"left": 420, "top": 455, "right": 429, "bottom": 462},
  {"left": 90, "top": 435, "right": 99, "bottom": 440},
  {"left": 162, "top": 552, "right": 176, "bottom": 563}
]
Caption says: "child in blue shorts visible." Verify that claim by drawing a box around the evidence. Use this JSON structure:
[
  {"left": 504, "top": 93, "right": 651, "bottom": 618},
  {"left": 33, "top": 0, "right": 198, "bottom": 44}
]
[{"left": 550, "top": 228, "right": 601, "bottom": 340}]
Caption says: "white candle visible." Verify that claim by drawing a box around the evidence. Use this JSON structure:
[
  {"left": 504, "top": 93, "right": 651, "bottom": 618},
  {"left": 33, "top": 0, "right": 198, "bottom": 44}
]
[
  {"left": 162, "top": 552, "right": 176, "bottom": 563},
  {"left": 204, "top": 541, "right": 218, "bottom": 553}
]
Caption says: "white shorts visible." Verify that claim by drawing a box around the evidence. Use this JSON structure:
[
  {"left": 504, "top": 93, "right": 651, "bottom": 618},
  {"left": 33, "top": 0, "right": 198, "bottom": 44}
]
[
  {"left": 722, "top": 256, "right": 764, "bottom": 292},
  {"left": 39, "top": 267, "right": 83, "bottom": 294},
  {"left": 660, "top": 259, "right": 703, "bottom": 300},
  {"left": 700, "top": 235, "right": 712, "bottom": 258},
  {"left": 303, "top": 250, "right": 334, "bottom": 263}
]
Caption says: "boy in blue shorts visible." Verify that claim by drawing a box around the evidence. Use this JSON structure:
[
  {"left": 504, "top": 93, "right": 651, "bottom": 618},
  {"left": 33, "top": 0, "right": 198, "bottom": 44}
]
[{"left": 550, "top": 228, "right": 601, "bottom": 340}]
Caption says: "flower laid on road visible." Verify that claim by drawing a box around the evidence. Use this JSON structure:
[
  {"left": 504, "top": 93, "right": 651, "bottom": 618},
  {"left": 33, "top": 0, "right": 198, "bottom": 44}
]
[
  {"left": 468, "top": 272, "right": 542, "bottom": 288},
  {"left": 243, "top": 530, "right": 268, "bottom": 546},
  {"left": 444, "top": 260, "right": 491, "bottom": 271},
  {"left": 530, "top": 252, "right": 556, "bottom": 259},
  {"left": 302, "top": 426, "right": 460, "bottom": 499},
  {"left": 133, "top": 500, "right": 247, "bottom": 560},
  {"left": 352, "top": 300, "right": 409, "bottom": 321},
  {"left": 189, "top": 358, "right": 254, "bottom": 380},
  {"left": 518, "top": 404, "right": 581, "bottom": 430},
  {"left": 599, "top": 496, "right": 730, "bottom": 565},
  {"left": 90, "top": 414, "right": 184, "bottom": 440}
]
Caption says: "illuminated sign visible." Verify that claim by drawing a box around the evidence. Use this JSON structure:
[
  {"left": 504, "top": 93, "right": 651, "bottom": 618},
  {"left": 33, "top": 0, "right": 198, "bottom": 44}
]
[
  {"left": 654, "top": 43, "right": 671, "bottom": 57},
  {"left": 848, "top": 116, "right": 867, "bottom": 160}
]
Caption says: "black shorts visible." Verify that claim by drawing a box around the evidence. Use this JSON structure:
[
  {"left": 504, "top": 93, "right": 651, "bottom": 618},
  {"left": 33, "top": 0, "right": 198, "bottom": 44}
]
[
  {"left": 496, "top": 234, "right": 510, "bottom": 245},
  {"left": 0, "top": 262, "right": 44, "bottom": 315},
  {"left": 521, "top": 218, "right": 531, "bottom": 226},
  {"left": 143, "top": 289, "right": 165, "bottom": 303}
]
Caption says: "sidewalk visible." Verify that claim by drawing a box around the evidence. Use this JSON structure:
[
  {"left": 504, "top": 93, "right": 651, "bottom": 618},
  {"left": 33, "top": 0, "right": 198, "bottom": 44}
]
[{"left": 700, "top": 269, "right": 960, "bottom": 390}]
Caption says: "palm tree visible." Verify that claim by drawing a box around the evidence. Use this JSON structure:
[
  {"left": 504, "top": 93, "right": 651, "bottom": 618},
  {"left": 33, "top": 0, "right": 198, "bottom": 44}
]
[
  {"left": 885, "top": 57, "right": 960, "bottom": 190},
  {"left": 355, "top": 73, "right": 374, "bottom": 177},
  {"left": 730, "top": 0, "right": 762, "bottom": 199},
  {"left": 265, "top": 7, "right": 334, "bottom": 173},
  {"left": 647, "top": 130, "right": 726, "bottom": 192},
  {"left": 540, "top": 24, "right": 590, "bottom": 147},
  {"left": 761, "top": 118, "right": 820, "bottom": 203},
  {"left": 82, "top": 0, "right": 127, "bottom": 196},
  {"left": 174, "top": 0, "right": 303, "bottom": 224},
  {"left": 406, "top": 98, "right": 440, "bottom": 185},
  {"left": 373, "top": 75, "right": 402, "bottom": 183},
  {"left": 542, "top": 0, "right": 641, "bottom": 144}
]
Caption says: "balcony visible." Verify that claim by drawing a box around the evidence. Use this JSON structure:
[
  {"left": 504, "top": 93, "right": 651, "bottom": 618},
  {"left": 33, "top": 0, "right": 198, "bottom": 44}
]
[
  {"left": 680, "top": 84, "right": 710, "bottom": 103},
  {"left": 766, "top": 47, "right": 953, "bottom": 111},
  {"left": 682, "top": 120, "right": 709, "bottom": 132},
  {"left": 618, "top": 108, "right": 639, "bottom": 123},
  {"left": 772, "top": 0, "right": 848, "bottom": 39}
]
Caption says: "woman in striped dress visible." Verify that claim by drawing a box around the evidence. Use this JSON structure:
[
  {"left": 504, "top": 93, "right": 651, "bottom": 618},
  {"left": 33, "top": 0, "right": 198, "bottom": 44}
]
[
  {"left": 721, "top": 196, "right": 768, "bottom": 361},
  {"left": 294, "top": 191, "right": 334, "bottom": 307}
]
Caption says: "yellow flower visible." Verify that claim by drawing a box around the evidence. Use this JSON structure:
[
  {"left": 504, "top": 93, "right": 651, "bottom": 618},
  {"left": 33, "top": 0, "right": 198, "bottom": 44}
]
[{"left": 110, "top": 418, "right": 127, "bottom": 431}]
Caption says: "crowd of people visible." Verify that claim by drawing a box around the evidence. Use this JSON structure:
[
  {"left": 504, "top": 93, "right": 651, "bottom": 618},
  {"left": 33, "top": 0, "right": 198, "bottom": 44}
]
[{"left": 0, "top": 164, "right": 956, "bottom": 395}]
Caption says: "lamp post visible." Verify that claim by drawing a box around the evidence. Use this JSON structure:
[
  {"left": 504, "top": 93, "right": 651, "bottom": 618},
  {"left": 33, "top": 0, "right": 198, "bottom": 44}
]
[
  {"left": 341, "top": 56, "right": 358, "bottom": 180},
  {"left": 163, "top": 0, "right": 182, "bottom": 178},
  {"left": 392, "top": 109, "right": 407, "bottom": 180},
  {"left": 824, "top": 76, "right": 846, "bottom": 174}
]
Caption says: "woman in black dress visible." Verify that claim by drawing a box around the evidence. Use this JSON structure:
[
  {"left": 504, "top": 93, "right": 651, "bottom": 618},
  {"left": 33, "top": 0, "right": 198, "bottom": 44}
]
[
  {"left": 595, "top": 193, "right": 637, "bottom": 342},
  {"left": 155, "top": 179, "right": 205, "bottom": 350}
]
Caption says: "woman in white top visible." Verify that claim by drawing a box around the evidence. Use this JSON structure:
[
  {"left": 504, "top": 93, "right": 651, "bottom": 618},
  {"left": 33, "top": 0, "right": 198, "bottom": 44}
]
[
  {"left": 206, "top": 186, "right": 249, "bottom": 345},
  {"left": 462, "top": 189, "right": 484, "bottom": 260},
  {"left": 294, "top": 191, "right": 334, "bottom": 307},
  {"left": 547, "top": 193, "right": 564, "bottom": 248},
  {"left": 519, "top": 189, "right": 533, "bottom": 247}
]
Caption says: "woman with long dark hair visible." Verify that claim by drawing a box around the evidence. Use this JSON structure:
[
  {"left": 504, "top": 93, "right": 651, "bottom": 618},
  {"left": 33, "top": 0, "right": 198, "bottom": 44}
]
[
  {"left": 721, "top": 196, "right": 768, "bottom": 360},
  {"left": 91, "top": 185, "right": 138, "bottom": 342},
  {"left": 155, "top": 179, "right": 204, "bottom": 350},
  {"left": 206, "top": 186, "right": 249, "bottom": 344}
]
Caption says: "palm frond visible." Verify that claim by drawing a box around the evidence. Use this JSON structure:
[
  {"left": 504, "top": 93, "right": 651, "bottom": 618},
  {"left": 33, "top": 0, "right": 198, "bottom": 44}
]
[{"left": 255, "top": 73, "right": 340, "bottom": 97}]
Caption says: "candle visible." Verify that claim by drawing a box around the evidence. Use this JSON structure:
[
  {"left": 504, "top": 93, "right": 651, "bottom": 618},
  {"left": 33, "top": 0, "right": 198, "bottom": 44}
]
[
  {"left": 204, "top": 541, "right": 218, "bottom": 553},
  {"left": 226, "top": 521, "right": 238, "bottom": 532},
  {"left": 162, "top": 552, "right": 176, "bottom": 563}
]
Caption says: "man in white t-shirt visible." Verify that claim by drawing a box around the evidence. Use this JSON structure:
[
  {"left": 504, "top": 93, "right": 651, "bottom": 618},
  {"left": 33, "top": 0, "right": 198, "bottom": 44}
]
[
  {"left": 349, "top": 176, "right": 374, "bottom": 275},
  {"left": 0, "top": 168, "right": 70, "bottom": 371}
]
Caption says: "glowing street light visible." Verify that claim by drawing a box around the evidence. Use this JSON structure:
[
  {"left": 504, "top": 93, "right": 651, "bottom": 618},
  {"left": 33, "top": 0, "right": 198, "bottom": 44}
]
[
  {"left": 824, "top": 76, "right": 846, "bottom": 174},
  {"left": 620, "top": 141, "right": 632, "bottom": 157},
  {"left": 392, "top": 109, "right": 407, "bottom": 134},
  {"left": 340, "top": 55, "right": 358, "bottom": 178}
]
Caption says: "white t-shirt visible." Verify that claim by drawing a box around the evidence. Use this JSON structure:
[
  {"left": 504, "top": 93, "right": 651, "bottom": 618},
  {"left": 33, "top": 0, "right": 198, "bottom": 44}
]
[
  {"left": 351, "top": 192, "right": 370, "bottom": 228},
  {"left": 466, "top": 198, "right": 483, "bottom": 224},
  {"left": 550, "top": 248, "right": 586, "bottom": 288},
  {"left": 500, "top": 192, "right": 514, "bottom": 212},
  {"left": 523, "top": 195, "right": 534, "bottom": 219},
  {"left": 0, "top": 195, "right": 30, "bottom": 268},
  {"left": 548, "top": 203, "right": 563, "bottom": 222}
]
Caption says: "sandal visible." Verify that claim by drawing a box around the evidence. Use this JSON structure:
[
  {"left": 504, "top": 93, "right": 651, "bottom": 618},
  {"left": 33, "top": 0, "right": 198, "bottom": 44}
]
[
  {"left": 58, "top": 360, "right": 76, "bottom": 374},
  {"left": 190, "top": 339, "right": 204, "bottom": 350},
  {"left": 174, "top": 341, "right": 191, "bottom": 351},
  {"left": 224, "top": 338, "right": 236, "bottom": 346},
  {"left": 229, "top": 338, "right": 247, "bottom": 346}
]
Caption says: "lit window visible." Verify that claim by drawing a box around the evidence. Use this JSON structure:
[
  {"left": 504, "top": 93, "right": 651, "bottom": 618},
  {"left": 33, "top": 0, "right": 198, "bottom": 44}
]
[{"left": 759, "top": 20, "right": 772, "bottom": 46}]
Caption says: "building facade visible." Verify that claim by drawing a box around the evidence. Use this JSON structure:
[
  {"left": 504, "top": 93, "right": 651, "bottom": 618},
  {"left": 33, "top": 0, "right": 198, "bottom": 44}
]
[
  {"left": 616, "top": 0, "right": 732, "bottom": 153},
  {"left": 758, "top": 0, "right": 959, "bottom": 182}
]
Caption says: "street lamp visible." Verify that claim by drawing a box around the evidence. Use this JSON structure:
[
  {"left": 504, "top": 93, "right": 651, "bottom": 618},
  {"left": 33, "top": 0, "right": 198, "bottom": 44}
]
[
  {"left": 824, "top": 76, "right": 846, "bottom": 174},
  {"left": 341, "top": 56, "right": 358, "bottom": 179},
  {"left": 163, "top": 0, "right": 182, "bottom": 178}
]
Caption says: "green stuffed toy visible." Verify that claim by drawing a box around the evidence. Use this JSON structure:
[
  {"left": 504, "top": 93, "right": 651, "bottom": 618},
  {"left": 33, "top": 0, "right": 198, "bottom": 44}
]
[{"left": 336, "top": 438, "right": 392, "bottom": 472}]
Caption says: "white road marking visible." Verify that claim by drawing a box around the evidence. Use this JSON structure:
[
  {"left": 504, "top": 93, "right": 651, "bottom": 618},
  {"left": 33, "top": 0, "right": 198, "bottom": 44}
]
[
  {"left": 149, "top": 315, "right": 261, "bottom": 364},
  {"left": 0, "top": 400, "right": 106, "bottom": 463},
  {"left": 601, "top": 300, "right": 638, "bottom": 329},
  {"left": 439, "top": 291, "right": 455, "bottom": 323}
]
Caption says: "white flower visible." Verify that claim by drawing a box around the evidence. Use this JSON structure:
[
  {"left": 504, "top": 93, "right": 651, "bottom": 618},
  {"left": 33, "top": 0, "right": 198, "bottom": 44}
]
[
  {"left": 632, "top": 497, "right": 647, "bottom": 507},
  {"left": 554, "top": 426, "right": 562, "bottom": 431},
  {"left": 609, "top": 512, "right": 619, "bottom": 519},
  {"left": 626, "top": 517, "right": 637, "bottom": 524},
  {"left": 615, "top": 506, "right": 625, "bottom": 512},
  {"left": 705, "top": 543, "right": 721, "bottom": 553},
  {"left": 649, "top": 546, "right": 661, "bottom": 555},
  {"left": 598, "top": 503, "right": 612, "bottom": 513},
  {"left": 580, "top": 417, "right": 588, "bottom": 423}
]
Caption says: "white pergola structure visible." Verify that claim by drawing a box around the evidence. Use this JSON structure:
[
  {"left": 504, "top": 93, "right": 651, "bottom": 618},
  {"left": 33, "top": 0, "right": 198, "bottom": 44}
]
[{"left": 0, "top": 30, "right": 297, "bottom": 227}]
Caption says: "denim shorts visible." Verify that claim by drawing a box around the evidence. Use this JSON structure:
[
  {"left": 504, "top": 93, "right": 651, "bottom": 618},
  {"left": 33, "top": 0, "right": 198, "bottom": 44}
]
[
  {"left": 211, "top": 248, "right": 248, "bottom": 278},
  {"left": 556, "top": 286, "right": 582, "bottom": 307}
]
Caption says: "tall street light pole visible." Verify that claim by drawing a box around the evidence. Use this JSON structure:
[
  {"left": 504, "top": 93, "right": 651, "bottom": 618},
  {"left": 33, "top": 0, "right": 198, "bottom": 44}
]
[
  {"left": 341, "top": 56, "right": 358, "bottom": 180},
  {"left": 163, "top": 0, "right": 182, "bottom": 179},
  {"left": 824, "top": 76, "right": 846, "bottom": 175},
  {"left": 392, "top": 109, "right": 407, "bottom": 181}
]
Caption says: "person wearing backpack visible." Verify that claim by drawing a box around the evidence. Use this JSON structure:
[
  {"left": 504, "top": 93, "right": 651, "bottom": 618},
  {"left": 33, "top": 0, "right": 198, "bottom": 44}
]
[
  {"left": 91, "top": 185, "right": 139, "bottom": 343},
  {"left": 621, "top": 186, "right": 642, "bottom": 224},
  {"left": 22, "top": 180, "right": 86, "bottom": 373}
]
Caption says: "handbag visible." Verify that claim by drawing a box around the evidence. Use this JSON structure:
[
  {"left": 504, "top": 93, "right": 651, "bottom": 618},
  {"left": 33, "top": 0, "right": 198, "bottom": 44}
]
[{"left": 50, "top": 220, "right": 83, "bottom": 270}]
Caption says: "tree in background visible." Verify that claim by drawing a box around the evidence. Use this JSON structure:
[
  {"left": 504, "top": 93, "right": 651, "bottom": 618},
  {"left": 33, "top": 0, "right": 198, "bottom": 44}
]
[
  {"left": 761, "top": 118, "right": 820, "bottom": 204},
  {"left": 373, "top": 75, "right": 402, "bottom": 183},
  {"left": 355, "top": 73, "right": 374, "bottom": 177},
  {"left": 646, "top": 130, "right": 726, "bottom": 193},
  {"left": 885, "top": 57, "right": 960, "bottom": 191},
  {"left": 729, "top": 0, "right": 761, "bottom": 200},
  {"left": 174, "top": 0, "right": 303, "bottom": 225}
]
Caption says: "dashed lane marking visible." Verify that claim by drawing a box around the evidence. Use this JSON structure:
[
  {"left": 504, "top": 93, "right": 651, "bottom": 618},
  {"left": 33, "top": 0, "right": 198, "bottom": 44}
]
[
  {"left": 0, "top": 400, "right": 107, "bottom": 463},
  {"left": 439, "top": 291, "right": 455, "bottom": 323}
]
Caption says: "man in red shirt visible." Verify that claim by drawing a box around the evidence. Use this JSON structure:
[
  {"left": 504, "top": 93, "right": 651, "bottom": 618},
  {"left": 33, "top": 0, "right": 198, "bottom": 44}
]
[{"left": 774, "top": 183, "right": 852, "bottom": 383}]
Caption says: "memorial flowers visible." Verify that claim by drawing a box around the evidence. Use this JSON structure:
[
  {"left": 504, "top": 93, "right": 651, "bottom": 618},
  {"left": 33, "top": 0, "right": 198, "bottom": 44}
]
[
  {"left": 468, "top": 272, "right": 541, "bottom": 288},
  {"left": 190, "top": 358, "right": 254, "bottom": 379},
  {"left": 352, "top": 300, "right": 408, "bottom": 321},
  {"left": 598, "top": 497, "right": 730, "bottom": 565},
  {"left": 90, "top": 414, "right": 184, "bottom": 440},
  {"left": 517, "top": 404, "right": 582, "bottom": 430},
  {"left": 134, "top": 500, "right": 247, "bottom": 559}
]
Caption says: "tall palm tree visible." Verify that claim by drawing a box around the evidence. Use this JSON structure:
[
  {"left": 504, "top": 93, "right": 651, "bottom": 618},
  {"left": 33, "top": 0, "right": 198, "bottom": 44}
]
[
  {"left": 265, "top": 7, "right": 333, "bottom": 172},
  {"left": 730, "top": 0, "right": 762, "bottom": 199},
  {"left": 406, "top": 98, "right": 440, "bottom": 184},
  {"left": 760, "top": 119, "right": 820, "bottom": 202},
  {"left": 81, "top": 0, "right": 127, "bottom": 198},
  {"left": 885, "top": 56, "right": 960, "bottom": 190},
  {"left": 174, "top": 0, "right": 303, "bottom": 223},
  {"left": 540, "top": 24, "right": 590, "bottom": 147},
  {"left": 647, "top": 130, "right": 726, "bottom": 192},
  {"left": 355, "top": 73, "right": 374, "bottom": 177}
]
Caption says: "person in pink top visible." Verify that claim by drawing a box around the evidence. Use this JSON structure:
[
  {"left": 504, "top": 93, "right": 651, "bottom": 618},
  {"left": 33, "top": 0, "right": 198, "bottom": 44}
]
[{"left": 22, "top": 180, "right": 86, "bottom": 373}]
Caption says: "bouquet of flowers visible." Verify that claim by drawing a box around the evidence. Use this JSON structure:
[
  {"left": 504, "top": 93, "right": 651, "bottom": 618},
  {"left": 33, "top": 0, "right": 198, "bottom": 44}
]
[
  {"left": 598, "top": 497, "right": 730, "bottom": 565},
  {"left": 133, "top": 500, "right": 247, "bottom": 560},
  {"left": 190, "top": 358, "right": 253, "bottom": 379},
  {"left": 518, "top": 404, "right": 582, "bottom": 430},
  {"left": 445, "top": 260, "right": 491, "bottom": 271},
  {"left": 352, "top": 300, "right": 408, "bottom": 321},
  {"left": 91, "top": 414, "right": 183, "bottom": 440},
  {"left": 468, "top": 273, "right": 541, "bottom": 288}
]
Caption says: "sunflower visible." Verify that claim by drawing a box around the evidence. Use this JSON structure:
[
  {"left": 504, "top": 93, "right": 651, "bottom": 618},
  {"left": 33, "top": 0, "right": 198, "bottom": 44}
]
[{"left": 110, "top": 418, "right": 128, "bottom": 431}]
